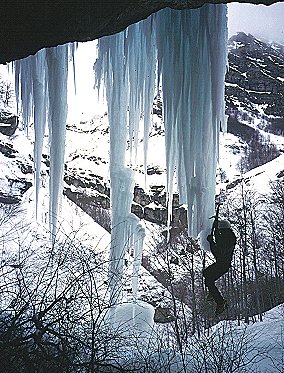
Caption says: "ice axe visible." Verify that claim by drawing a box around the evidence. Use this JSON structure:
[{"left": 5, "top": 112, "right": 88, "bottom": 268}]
[{"left": 209, "top": 203, "right": 221, "bottom": 236}]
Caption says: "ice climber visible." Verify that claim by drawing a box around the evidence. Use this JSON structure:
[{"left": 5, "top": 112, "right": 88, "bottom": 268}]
[{"left": 203, "top": 219, "right": 236, "bottom": 316}]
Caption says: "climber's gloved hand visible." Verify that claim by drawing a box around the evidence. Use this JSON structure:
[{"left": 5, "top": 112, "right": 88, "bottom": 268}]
[{"left": 207, "top": 234, "right": 213, "bottom": 243}]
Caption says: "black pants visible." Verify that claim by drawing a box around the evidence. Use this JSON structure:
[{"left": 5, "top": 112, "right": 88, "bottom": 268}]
[{"left": 203, "top": 263, "right": 229, "bottom": 305}]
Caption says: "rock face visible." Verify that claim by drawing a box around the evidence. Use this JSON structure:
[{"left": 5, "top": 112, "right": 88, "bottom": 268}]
[
  {"left": 225, "top": 32, "right": 284, "bottom": 117},
  {"left": 0, "top": 112, "right": 18, "bottom": 137},
  {"left": 0, "top": 179, "right": 32, "bottom": 204},
  {"left": 63, "top": 168, "right": 187, "bottom": 227},
  {"left": 0, "top": 0, "right": 281, "bottom": 64},
  {"left": 0, "top": 115, "right": 33, "bottom": 205}
]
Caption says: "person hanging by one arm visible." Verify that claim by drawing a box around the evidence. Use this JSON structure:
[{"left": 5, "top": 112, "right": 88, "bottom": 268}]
[{"left": 203, "top": 219, "right": 236, "bottom": 316}]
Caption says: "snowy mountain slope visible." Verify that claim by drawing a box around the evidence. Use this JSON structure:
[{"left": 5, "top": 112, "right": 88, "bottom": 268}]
[
  {"left": 226, "top": 32, "right": 284, "bottom": 118},
  {"left": 237, "top": 152, "right": 284, "bottom": 193},
  {"left": 63, "top": 106, "right": 283, "bottom": 234},
  {"left": 218, "top": 32, "right": 284, "bottom": 190},
  {"left": 218, "top": 119, "right": 284, "bottom": 190},
  {"left": 64, "top": 109, "right": 177, "bottom": 229}
]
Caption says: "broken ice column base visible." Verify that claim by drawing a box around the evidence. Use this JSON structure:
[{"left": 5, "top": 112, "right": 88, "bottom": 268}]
[{"left": 105, "top": 301, "right": 155, "bottom": 341}]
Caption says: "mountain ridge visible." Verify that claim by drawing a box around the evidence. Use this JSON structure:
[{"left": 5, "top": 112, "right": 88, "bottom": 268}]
[{"left": 226, "top": 32, "right": 284, "bottom": 118}]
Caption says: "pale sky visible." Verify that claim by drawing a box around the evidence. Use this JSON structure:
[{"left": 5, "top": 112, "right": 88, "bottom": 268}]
[{"left": 228, "top": 2, "right": 284, "bottom": 44}]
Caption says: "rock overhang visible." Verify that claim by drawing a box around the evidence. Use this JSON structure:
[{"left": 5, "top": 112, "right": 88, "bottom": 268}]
[{"left": 0, "top": 0, "right": 282, "bottom": 64}]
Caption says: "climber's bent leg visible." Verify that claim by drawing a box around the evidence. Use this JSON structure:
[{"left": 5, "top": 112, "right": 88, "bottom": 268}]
[{"left": 203, "top": 263, "right": 228, "bottom": 305}]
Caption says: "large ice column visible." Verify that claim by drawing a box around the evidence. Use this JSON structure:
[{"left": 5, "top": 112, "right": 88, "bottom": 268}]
[
  {"left": 46, "top": 45, "right": 68, "bottom": 239},
  {"left": 14, "top": 50, "right": 48, "bottom": 216},
  {"left": 95, "top": 19, "right": 157, "bottom": 169},
  {"left": 125, "top": 17, "right": 157, "bottom": 171},
  {"left": 156, "top": 5, "right": 228, "bottom": 240},
  {"left": 14, "top": 45, "right": 69, "bottom": 238},
  {"left": 31, "top": 50, "right": 47, "bottom": 215},
  {"left": 96, "top": 32, "right": 132, "bottom": 304},
  {"left": 95, "top": 17, "right": 156, "bottom": 304}
]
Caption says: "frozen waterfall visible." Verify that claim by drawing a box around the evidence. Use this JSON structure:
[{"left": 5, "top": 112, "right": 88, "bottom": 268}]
[
  {"left": 94, "top": 16, "right": 156, "bottom": 304},
  {"left": 95, "top": 3, "right": 227, "bottom": 303},
  {"left": 13, "top": 4, "right": 227, "bottom": 306},
  {"left": 156, "top": 6, "right": 228, "bottom": 242}
]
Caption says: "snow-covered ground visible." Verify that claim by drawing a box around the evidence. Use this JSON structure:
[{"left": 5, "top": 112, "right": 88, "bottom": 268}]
[
  {"left": 218, "top": 131, "right": 247, "bottom": 181},
  {"left": 185, "top": 303, "right": 284, "bottom": 372}
]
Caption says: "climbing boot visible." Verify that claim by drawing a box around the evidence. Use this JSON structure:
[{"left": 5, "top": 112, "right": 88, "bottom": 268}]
[
  {"left": 215, "top": 300, "right": 228, "bottom": 316},
  {"left": 206, "top": 293, "right": 215, "bottom": 302}
]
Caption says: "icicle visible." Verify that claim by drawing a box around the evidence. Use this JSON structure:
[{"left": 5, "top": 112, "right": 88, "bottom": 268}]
[
  {"left": 14, "top": 54, "right": 46, "bottom": 214},
  {"left": 156, "top": 5, "right": 228, "bottom": 241},
  {"left": 31, "top": 49, "right": 47, "bottom": 215},
  {"left": 13, "top": 58, "right": 34, "bottom": 132},
  {"left": 68, "top": 43, "right": 78, "bottom": 95},
  {"left": 140, "top": 16, "right": 157, "bottom": 181},
  {"left": 98, "top": 30, "right": 133, "bottom": 303},
  {"left": 132, "top": 18, "right": 156, "bottom": 171},
  {"left": 14, "top": 44, "right": 69, "bottom": 238},
  {"left": 46, "top": 45, "right": 68, "bottom": 239},
  {"left": 13, "top": 62, "right": 20, "bottom": 117},
  {"left": 95, "top": 5, "right": 228, "bottom": 303}
]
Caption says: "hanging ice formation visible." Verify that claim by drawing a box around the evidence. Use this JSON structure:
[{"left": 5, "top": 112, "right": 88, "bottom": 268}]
[
  {"left": 14, "top": 45, "right": 72, "bottom": 239},
  {"left": 13, "top": 4, "right": 227, "bottom": 305},
  {"left": 95, "top": 4, "right": 227, "bottom": 303},
  {"left": 156, "top": 5, "right": 228, "bottom": 243},
  {"left": 94, "top": 17, "right": 156, "bottom": 304}
]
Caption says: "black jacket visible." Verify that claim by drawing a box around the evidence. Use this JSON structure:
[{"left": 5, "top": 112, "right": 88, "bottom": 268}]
[{"left": 208, "top": 228, "right": 236, "bottom": 267}]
